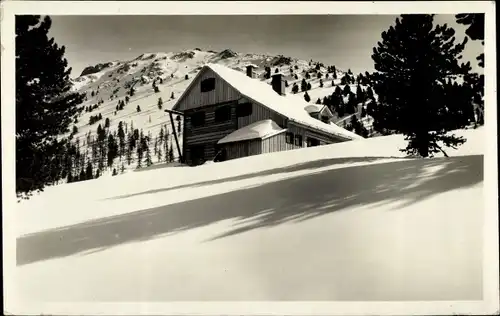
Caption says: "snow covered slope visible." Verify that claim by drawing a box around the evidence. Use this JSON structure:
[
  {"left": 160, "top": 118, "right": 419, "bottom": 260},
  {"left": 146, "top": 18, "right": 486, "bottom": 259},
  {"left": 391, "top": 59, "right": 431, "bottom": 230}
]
[{"left": 14, "top": 127, "right": 485, "bottom": 305}]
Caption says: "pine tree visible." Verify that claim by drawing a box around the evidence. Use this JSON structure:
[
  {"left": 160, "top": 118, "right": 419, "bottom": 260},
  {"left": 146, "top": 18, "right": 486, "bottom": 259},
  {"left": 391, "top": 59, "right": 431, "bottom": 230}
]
[
  {"left": 112, "top": 168, "right": 118, "bottom": 176},
  {"left": 117, "top": 121, "right": 126, "bottom": 159},
  {"left": 16, "top": 15, "right": 85, "bottom": 194},
  {"left": 168, "top": 141, "right": 175, "bottom": 163},
  {"left": 85, "top": 161, "right": 94, "bottom": 180},
  {"left": 185, "top": 74, "right": 189, "bottom": 80},
  {"left": 137, "top": 105, "right": 141, "bottom": 112},
  {"left": 356, "top": 85, "right": 365, "bottom": 104},
  {"left": 171, "top": 91, "right": 175, "bottom": 99},
  {"left": 107, "top": 134, "right": 118, "bottom": 167},
  {"left": 307, "top": 82, "right": 312, "bottom": 90},
  {"left": 316, "top": 98, "right": 321, "bottom": 104},
  {"left": 319, "top": 79, "right": 324, "bottom": 88},
  {"left": 126, "top": 133, "right": 133, "bottom": 165},
  {"left": 145, "top": 143, "right": 153, "bottom": 167},
  {"left": 105, "top": 117, "right": 110, "bottom": 128},
  {"left": 157, "top": 97, "right": 163, "bottom": 110},
  {"left": 292, "top": 83, "right": 299, "bottom": 94},
  {"left": 304, "top": 91, "right": 311, "bottom": 102},
  {"left": 342, "top": 84, "right": 351, "bottom": 95},
  {"left": 366, "top": 86, "right": 375, "bottom": 100},
  {"left": 456, "top": 13, "right": 484, "bottom": 68},
  {"left": 120, "top": 163, "right": 125, "bottom": 174},
  {"left": 371, "top": 14, "right": 472, "bottom": 157}
]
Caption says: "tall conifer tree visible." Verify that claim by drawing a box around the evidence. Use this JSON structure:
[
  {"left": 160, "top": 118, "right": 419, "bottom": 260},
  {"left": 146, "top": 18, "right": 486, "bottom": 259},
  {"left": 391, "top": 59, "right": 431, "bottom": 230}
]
[
  {"left": 16, "top": 15, "right": 84, "bottom": 194},
  {"left": 371, "top": 14, "right": 473, "bottom": 157}
]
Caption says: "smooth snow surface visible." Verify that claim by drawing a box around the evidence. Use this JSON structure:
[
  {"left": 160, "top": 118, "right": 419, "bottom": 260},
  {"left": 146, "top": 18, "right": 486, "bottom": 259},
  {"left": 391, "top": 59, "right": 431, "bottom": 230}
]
[
  {"left": 14, "top": 128, "right": 485, "bottom": 305},
  {"left": 217, "top": 119, "right": 285, "bottom": 144},
  {"left": 205, "top": 64, "right": 364, "bottom": 141}
]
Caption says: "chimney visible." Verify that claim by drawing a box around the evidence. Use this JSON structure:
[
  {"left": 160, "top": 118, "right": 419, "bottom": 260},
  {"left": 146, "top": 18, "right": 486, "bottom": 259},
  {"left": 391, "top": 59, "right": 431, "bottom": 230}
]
[
  {"left": 271, "top": 73, "right": 286, "bottom": 96},
  {"left": 246, "top": 64, "right": 257, "bottom": 78}
]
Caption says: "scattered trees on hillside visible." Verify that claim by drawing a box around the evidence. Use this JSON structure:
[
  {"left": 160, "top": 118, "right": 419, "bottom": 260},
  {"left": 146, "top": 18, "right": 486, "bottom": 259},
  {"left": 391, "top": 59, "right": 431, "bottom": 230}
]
[
  {"left": 370, "top": 14, "right": 476, "bottom": 157},
  {"left": 89, "top": 114, "right": 103, "bottom": 125}
]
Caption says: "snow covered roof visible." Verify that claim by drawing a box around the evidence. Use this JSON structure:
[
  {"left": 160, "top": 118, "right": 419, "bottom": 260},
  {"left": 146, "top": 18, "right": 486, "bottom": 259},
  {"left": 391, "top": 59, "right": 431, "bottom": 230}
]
[
  {"left": 304, "top": 104, "right": 324, "bottom": 114},
  {"left": 206, "top": 63, "right": 363, "bottom": 141},
  {"left": 246, "top": 63, "right": 259, "bottom": 68},
  {"left": 217, "top": 119, "right": 286, "bottom": 144}
]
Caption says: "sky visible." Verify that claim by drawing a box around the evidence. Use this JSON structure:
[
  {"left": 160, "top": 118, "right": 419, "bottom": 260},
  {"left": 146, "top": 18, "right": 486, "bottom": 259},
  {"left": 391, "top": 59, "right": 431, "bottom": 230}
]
[{"left": 48, "top": 15, "right": 483, "bottom": 78}]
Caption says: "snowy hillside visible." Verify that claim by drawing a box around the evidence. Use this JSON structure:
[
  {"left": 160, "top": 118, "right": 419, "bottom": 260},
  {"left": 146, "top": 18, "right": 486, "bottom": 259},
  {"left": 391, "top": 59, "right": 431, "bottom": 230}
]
[
  {"left": 14, "top": 127, "right": 485, "bottom": 305},
  {"left": 63, "top": 48, "right": 374, "bottom": 180}
]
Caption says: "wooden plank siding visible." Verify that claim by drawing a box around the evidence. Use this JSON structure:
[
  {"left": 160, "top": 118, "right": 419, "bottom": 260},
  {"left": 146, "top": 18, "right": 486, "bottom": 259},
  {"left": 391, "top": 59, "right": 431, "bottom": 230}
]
[
  {"left": 224, "top": 139, "right": 262, "bottom": 161},
  {"left": 237, "top": 98, "right": 288, "bottom": 129},
  {"left": 287, "top": 122, "right": 345, "bottom": 147},
  {"left": 261, "top": 131, "right": 301, "bottom": 153},
  {"left": 175, "top": 68, "right": 242, "bottom": 111},
  {"left": 183, "top": 102, "right": 238, "bottom": 165}
]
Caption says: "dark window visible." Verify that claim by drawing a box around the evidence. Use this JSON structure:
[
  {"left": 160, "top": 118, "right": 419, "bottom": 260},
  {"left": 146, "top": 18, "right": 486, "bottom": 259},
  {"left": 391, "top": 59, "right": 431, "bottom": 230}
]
[
  {"left": 190, "top": 145, "right": 205, "bottom": 166},
  {"left": 294, "top": 134, "right": 303, "bottom": 147},
  {"left": 321, "top": 116, "right": 330, "bottom": 123},
  {"left": 215, "top": 105, "right": 231, "bottom": 122},
  {"left": 307, "top": 137, "right": 320, "bottom": 147},
  {"left": 285, "top": 132, "right": 294, "bottom": 144},
  {"left": 190, "top": 111, "right": 205, "bottom": 127},
  {"left": 236, "top": 102, "right": 253, "bottom": 117},
  {"left": 200, "top": 78, "right": 216, "bottom": 92}
]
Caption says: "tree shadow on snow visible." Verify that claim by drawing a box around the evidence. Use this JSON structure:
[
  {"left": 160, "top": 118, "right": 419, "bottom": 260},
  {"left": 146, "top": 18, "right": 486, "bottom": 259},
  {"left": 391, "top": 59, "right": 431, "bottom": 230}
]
[
  {"left": 104, "top": 156, "right": 399, "bottom": 200},
  {"left": 16, "top": 155, "right": 483, "bottom": 266}
]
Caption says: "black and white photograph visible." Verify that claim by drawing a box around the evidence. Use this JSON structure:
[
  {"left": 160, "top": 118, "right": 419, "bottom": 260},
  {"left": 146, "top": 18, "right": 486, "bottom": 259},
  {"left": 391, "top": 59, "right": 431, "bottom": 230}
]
[{"left": 2, "top": 1, "right": 498, "bottom": 315}]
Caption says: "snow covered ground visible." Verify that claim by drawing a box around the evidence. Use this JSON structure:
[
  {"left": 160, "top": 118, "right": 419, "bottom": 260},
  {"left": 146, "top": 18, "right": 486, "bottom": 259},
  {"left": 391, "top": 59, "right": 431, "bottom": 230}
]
[{"left": 10, "top": 127, "right": 492, "bottom": 312}]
